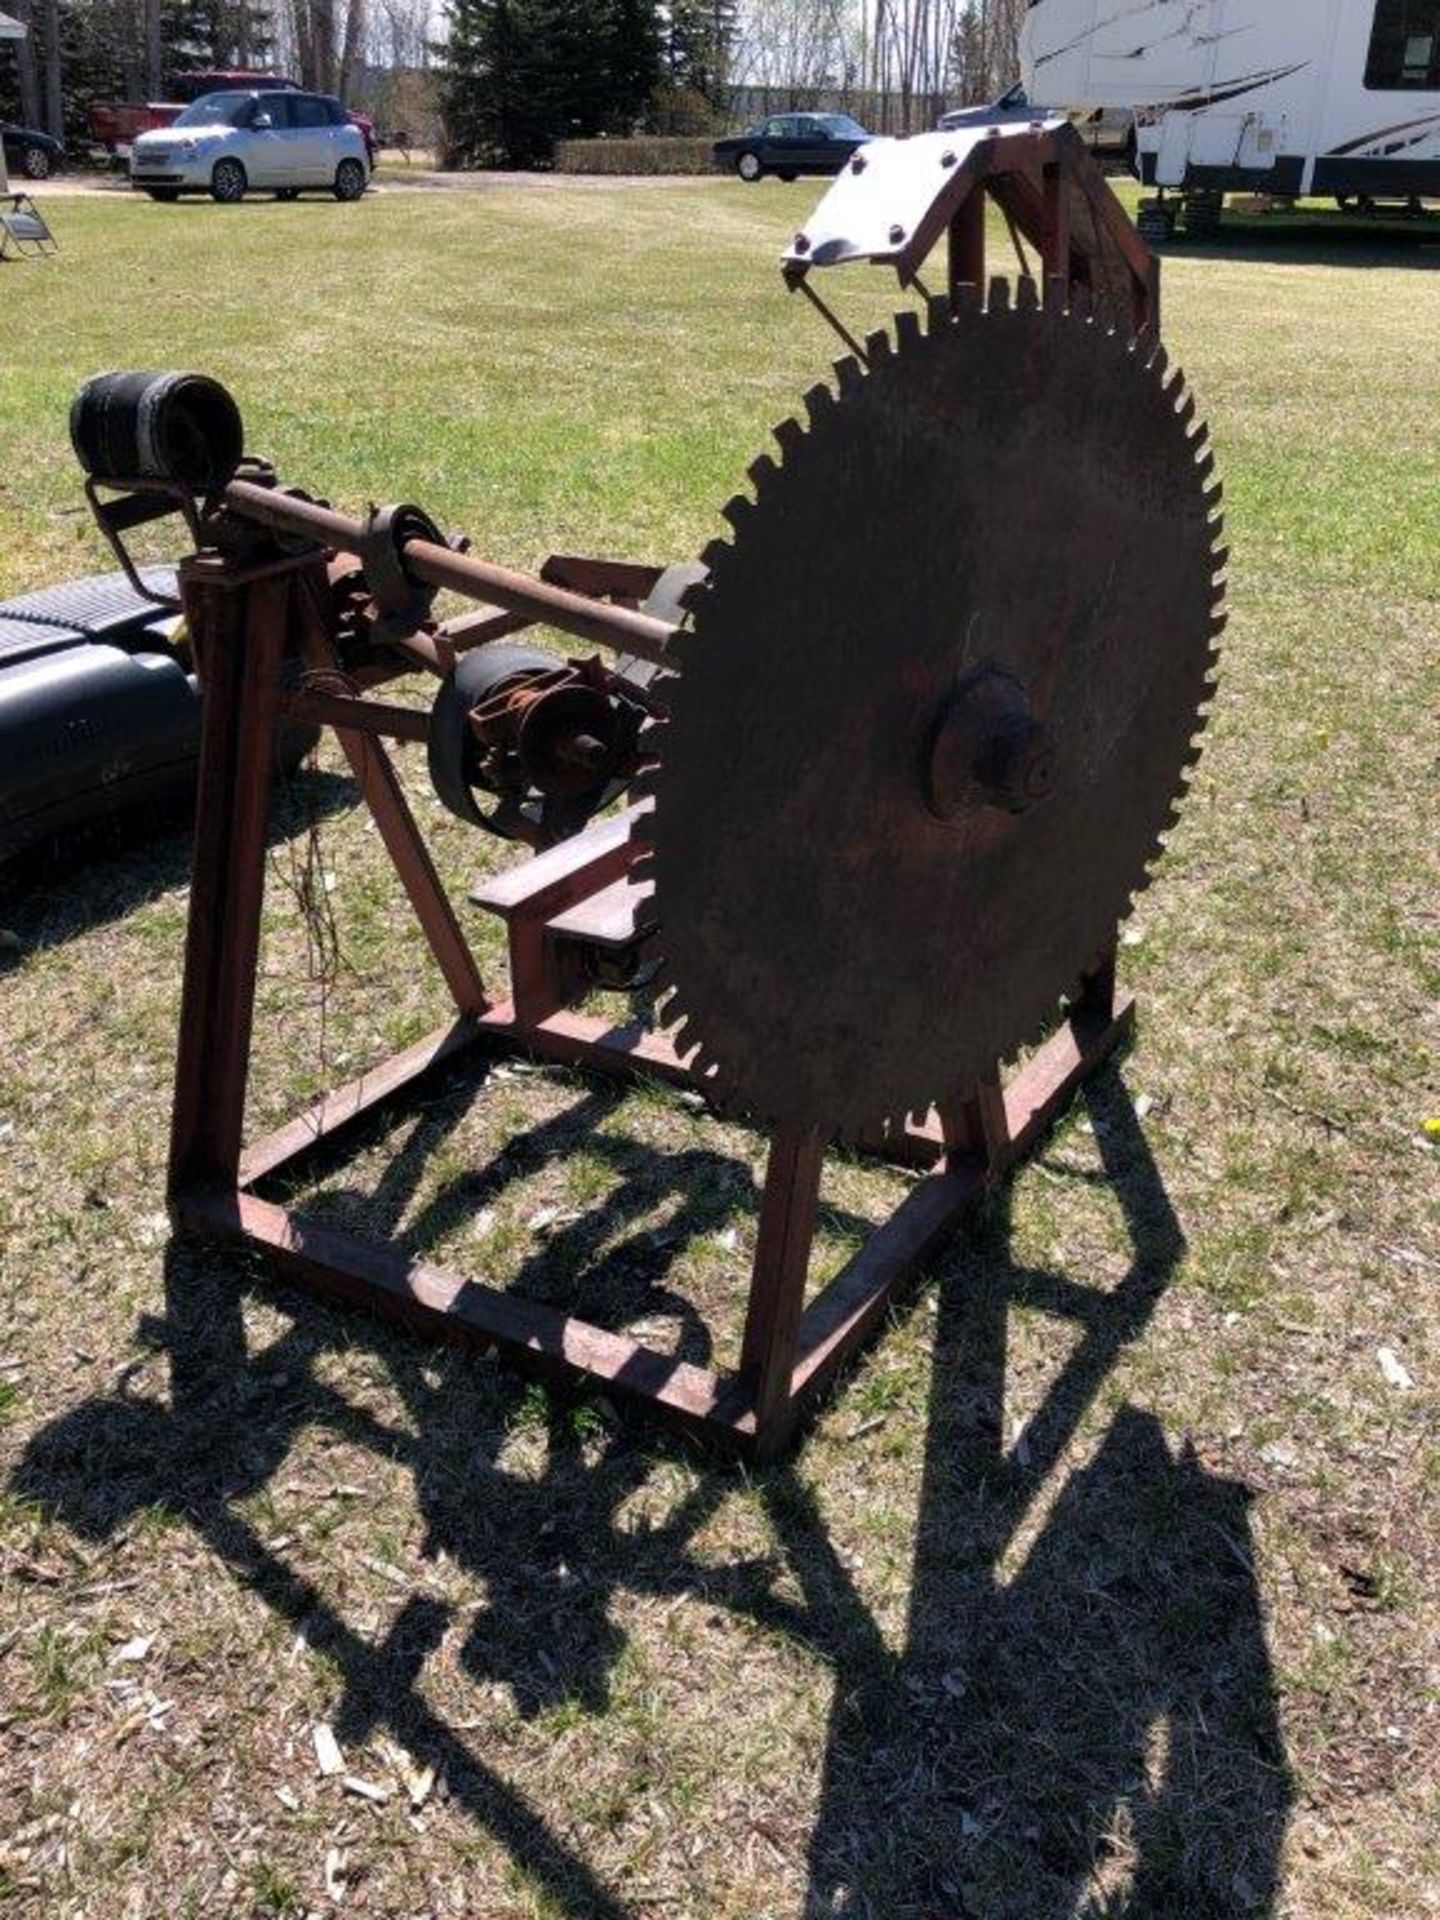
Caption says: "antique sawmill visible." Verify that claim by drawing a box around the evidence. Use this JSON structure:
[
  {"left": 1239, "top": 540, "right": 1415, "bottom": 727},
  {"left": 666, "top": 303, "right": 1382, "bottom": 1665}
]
[{"left": 70, "top": 121, "right": 1223, "bottom": 1460}]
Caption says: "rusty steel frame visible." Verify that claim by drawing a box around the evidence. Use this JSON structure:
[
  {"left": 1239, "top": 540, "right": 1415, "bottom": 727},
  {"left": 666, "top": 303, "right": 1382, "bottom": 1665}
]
[
  {"left": 786, "top": 122, "right": 1160, "bottom": 344},
  {"left": 168, "top": 536, "right": 1132, "bottom": 1464}
]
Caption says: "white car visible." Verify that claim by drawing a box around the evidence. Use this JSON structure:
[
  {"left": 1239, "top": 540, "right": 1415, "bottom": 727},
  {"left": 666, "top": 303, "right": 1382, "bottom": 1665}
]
[{"left": 129, "top": 89, "right": 370, "bottom": 203}]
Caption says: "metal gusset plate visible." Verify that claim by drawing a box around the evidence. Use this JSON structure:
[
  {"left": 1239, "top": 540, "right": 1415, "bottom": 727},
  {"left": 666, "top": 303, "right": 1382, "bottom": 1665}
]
[{"left": 637, "top": 281, "right": 1224, "bottom": 1135}]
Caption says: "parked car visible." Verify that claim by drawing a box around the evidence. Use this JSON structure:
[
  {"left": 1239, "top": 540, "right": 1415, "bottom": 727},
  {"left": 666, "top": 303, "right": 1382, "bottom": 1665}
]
[
  {"left": 129, "top": 90, "right": 370, "bottom": 202},
  {"left": 713, "top": 113, "right": 872, "bottom": 183},
  {"left": 937, "top": 83, "right": 1134, "bottom": 166},
  {"left": 1, "top": 120, "right": 63, "bottom": 180},
  {"left": 90, "top": 71, "right": 376, "bottom": 168}
]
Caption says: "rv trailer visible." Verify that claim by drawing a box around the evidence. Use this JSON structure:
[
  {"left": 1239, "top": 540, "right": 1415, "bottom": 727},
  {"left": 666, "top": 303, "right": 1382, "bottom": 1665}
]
[{"left": 1019, "top": 0, "right": 1440, "bottom": 233}]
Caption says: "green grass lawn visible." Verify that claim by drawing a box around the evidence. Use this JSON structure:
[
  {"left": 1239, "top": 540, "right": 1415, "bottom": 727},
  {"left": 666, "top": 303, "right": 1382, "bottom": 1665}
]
[{"left": 0, "top": 181, "right": 1436, "bottom": 1919}]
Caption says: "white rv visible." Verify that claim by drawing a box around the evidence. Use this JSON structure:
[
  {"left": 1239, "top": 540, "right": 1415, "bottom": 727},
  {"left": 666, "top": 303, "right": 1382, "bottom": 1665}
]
[{"left": 1019, "top": 0, "right": 1440, "bottom": 206}]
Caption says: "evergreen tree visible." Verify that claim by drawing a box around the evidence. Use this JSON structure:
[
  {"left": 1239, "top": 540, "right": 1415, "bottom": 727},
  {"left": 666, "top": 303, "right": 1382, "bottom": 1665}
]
[
  {"left": 660, "top": 0, "right": 734, "bottom": 107},
  {"left": 440, "top": 0, "right": 659, "bottom": 168}
]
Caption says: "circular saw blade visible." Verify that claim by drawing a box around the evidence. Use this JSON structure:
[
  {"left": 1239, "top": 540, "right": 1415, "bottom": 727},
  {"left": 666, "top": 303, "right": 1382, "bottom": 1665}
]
[{"left": 640, "top": 283, "right": 1224, "bottom": 1135}]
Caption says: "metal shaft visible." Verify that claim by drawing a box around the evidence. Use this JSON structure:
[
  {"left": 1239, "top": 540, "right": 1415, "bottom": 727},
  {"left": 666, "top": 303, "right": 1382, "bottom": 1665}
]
[{"left": 223, "top": 477, "right": 676, "bottom": 665}]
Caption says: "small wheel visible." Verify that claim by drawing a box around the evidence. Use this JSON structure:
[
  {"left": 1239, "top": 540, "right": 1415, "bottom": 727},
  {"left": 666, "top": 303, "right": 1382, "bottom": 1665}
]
[
  {"left": 334, "top": 158, "right": 366, "bottom": 201},
  {"left": 146, "top": 188, "right": 180, "bottom": 202},
  {"left": 20, "top": 142, "right": 52, "bottom": 180},
  {"left": 736, "top": 150, "right": 762, "bottom": 182},
  {"left": 210, "top": 157, "right": 246, "bottom": 203},
  {"left": 275, "top": 187, "right": 300, "bottom": 201}
]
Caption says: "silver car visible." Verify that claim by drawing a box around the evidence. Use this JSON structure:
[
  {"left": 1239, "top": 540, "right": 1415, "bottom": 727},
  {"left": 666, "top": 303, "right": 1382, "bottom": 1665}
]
[{"left": 129, "top": 90, "right": 370, "bottom": 204}]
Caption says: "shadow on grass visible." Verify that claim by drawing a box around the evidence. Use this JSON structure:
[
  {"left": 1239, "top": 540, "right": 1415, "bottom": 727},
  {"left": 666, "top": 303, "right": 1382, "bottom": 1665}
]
[
  {"left": 785, "top": 1068, "right": 1294, "bottom": 1918},
  {"left": 1163, "top": 212, "right": 1440, "bottom": 270},
  {"left": 0, "top": 761, "right": 352, "bottom": 956},
  {"left": 11, "top": 1063, "right": 1292, "bottom": 1917}
]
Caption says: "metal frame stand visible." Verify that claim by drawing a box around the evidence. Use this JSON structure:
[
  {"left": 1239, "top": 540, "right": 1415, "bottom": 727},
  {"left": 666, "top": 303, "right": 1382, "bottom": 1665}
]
[{"left": 168, "top": 546, "right": 1133, "bottom": 1463}]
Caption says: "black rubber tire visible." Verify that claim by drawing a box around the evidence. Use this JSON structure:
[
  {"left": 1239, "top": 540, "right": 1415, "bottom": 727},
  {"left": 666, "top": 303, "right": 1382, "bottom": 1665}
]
[
  {"left": 736, "top": 150, "right": 762, "bottom": 182},
  {"left": 145, "top": 188, "right": 180, "bottom": 202},
  {"left": 275, "top": 187, "right": 300, "bottom": 201},
  {"left": 210, "top": 158, "right": 247, "bottom": 203},
  {"left": 334, "top": 158, "right": 366, "bottom": 201},
  {"left": 20, "top": 142, "right": 52, "bottom": 181}
]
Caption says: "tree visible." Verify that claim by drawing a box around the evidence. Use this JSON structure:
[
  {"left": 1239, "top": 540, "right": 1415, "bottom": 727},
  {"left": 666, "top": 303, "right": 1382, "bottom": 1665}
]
[
  {"left": 660, "top": 0, "right": 735, "bottom": 107},
  {"left": 948, "top": 0, "right": 1023, "bottom": 105},
  {"left": 440, "top": 0, "right": 659, "bottom": 168}
]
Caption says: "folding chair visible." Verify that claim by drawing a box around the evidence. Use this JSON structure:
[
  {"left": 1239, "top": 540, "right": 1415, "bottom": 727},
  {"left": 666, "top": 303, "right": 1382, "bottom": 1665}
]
[{"left": 0, "top": 192, "right": 57, "bottom": 261}]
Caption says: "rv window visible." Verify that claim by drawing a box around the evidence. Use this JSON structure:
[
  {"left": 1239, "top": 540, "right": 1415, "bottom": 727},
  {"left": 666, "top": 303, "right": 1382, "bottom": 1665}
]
[{"left": 1365, "top": 0, "right": 1440, "bottom": 88}]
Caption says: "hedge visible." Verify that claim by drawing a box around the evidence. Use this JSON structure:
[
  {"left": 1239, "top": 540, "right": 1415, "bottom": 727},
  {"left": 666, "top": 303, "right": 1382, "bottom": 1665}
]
[{"left": 555, "top": 136, "right": 716, "bottom": 175}]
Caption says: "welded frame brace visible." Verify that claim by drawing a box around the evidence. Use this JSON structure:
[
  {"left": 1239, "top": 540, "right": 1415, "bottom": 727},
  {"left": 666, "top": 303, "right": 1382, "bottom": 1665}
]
[
  {"left": 783, "top": 119, "right": 1159, "bottom": 344},
  {"left": 168, "top": 541, "right": 1132, "bottom": 1463}
]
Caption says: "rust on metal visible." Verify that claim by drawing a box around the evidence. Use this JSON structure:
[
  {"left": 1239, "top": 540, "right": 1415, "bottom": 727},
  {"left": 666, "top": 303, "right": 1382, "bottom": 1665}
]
[{"left": 71, "top": 138, "right": 1214, "bottom": 1457}]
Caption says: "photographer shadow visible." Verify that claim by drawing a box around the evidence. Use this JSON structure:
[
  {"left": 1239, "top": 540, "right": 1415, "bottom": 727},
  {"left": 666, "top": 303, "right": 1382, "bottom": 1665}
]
[{"left": 777, "top": 1064, "right": 1294, "bottom": 1918}]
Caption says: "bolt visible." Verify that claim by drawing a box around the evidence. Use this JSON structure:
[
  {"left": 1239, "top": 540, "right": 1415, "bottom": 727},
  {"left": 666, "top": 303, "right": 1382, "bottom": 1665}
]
[
  {"left": 851, "top": 154, "right": 867, "bottom": 174},
  {"left": 793, "top": 231, "right": 811, "bottom": 255},
  {"left": 888, "top": 223, "right": 905, "bottom": 244},
  {"left": 557, "top": 732, "right": 609, "bottom": 772},
  {"left": 940, "top": 150, "right": 957, "bottom": 168}
]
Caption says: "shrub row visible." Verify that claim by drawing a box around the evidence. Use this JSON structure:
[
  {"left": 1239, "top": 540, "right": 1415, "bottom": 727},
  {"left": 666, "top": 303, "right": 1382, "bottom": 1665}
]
[{"left": 555, "top": 136, "right": 716, "bottom": 175}]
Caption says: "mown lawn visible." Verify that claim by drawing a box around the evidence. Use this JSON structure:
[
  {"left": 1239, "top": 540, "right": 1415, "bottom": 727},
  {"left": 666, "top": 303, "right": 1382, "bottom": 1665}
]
[{"left": 0, "top": 180, "right": 1436, "bottom": 1919}]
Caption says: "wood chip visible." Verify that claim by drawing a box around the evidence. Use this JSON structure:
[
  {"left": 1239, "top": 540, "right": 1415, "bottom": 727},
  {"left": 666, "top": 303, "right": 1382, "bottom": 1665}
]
[
  {"left": 274, "top": 1785, "right": 300, "bottom": 1812},
  {"left": 358, "top": 1555, "right": 409, "bottom": 1587},
  {"left": 404, "top": 1762, "right": 436, "bottom": 1809},
  {"left": 312, "top": 1722, "right": 345, "bottom": 1776},
  {"left": 324, "top": 1847, "right": 346, "bottom": 1901},
  {"left": 110, "top": 1636, "right": 153, "bottom": 1664},
  {"left": 342, "top": 1773, "right": 391, "bottom": 1803},
  {"left": 1377, "top": 1346, "right": 1415, "bottom": 1391}
]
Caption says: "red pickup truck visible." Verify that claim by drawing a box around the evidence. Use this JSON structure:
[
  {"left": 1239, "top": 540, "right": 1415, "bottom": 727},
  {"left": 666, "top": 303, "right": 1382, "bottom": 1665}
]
[{"left": 88, "top": 71, "right": 376, "bottom": 166}]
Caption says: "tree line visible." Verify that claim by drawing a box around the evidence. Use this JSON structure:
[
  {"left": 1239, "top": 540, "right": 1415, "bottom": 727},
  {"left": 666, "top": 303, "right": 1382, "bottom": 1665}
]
[
  {"left": 0, "top": 0, "right": 434, "bottom": 134},
  {"left": 439, "top": 0, "right": 1022, "bottom": 165},
  {"left": 1, "top": 0, "right": 1025, "bottom": 162}
]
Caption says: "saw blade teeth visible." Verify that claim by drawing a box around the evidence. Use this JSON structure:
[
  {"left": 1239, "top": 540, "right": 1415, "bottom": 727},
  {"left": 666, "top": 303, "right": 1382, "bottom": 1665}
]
[
  {"left": 946, "top": 284, "right": 976, "bottom": 319},
  {"left": 1194, "top": 446, "right": 1216, "bottom": 483},
  {"left": 1208, "top": 514, "right": 1226, "bottom": 550},
  {"left": 747, "top": 451, "right": 780, "bottom": 495},
  {"left": 698, "top": 536, "right": 731, "bottom": 578},
  {"left": 1070, "top": 284, "right": 1094, "bottom": 322},
  {"left": 1174, "top": 391, "right": 1197, "bottom": 431},
  {"left": 864, "top": 326, "right": 895, "bottom": 364},
  {"left": 627, "top": 763, "right": 660, "bottom": 804},
  {"left": 677, "top": 577, "right": 710, "bottom": 615},
  {"left": 835, "top": 353, "right": 866, "bottom": 398},
  {"left": 894, "top": 307, "right": 922, "bottom": 347},
  {"left": 1208, "top": 608, "right": 1228, "bottom": 638},
  {"left": 720, "top": 493, "right": 755, "bottom": 535},
  {"left": 1042, "top": 273, "right": 1067, "bottom": 314},
  {"left": 1015, "top": 275, "right": 1040, "bottom": 314},
  {"left": 1210, "top": 547, "right": 1230, "bottom": 582},
  {"left": 1204, "top": 480, "right": 1223, "bottom": 513},
  {"left": 987, "top": 275, "right": 1012, "bottom": 314},
  {"left": 803, "top": 380, "right": 837, "bottom": 425},
  {"left": 773, "top": 415, "right": 805, "bottom": 459}
]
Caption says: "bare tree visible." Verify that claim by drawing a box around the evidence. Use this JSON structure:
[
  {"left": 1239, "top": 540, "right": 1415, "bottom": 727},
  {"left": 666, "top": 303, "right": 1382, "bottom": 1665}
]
[
  {"left": 40, "top": 0, "right": 60, "bottom": 135},
  {"left": 730, "top": 0, "right": 854, "bottom": 98},
  {"left": 9, "top": 0, "right": 42, "bottom": 127},
  {"left": 948, "top": 0, "right": 1024, "bottom": 104}
]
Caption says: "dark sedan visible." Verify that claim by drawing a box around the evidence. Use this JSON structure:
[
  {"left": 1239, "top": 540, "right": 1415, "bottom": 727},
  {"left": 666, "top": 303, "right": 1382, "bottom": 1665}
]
[
  {"left": 2, "top": 120, "right": 63, "bottom": 180},
  {"left": 713, "top": 112, "right": 871, "bottom": 183}
]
